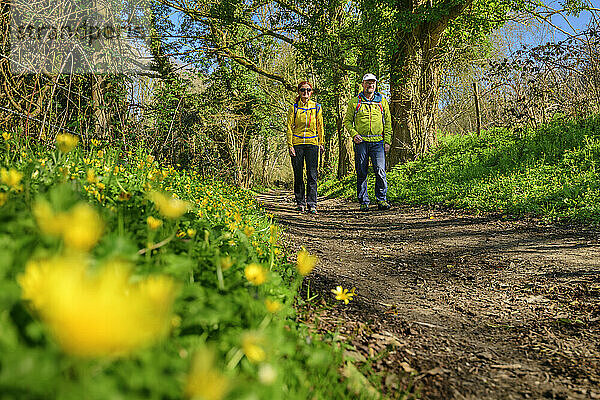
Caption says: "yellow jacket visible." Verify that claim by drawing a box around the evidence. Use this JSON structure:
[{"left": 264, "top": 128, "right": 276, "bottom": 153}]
[{"left": 286, "top": 99, "right": 324, "bottom": 147}]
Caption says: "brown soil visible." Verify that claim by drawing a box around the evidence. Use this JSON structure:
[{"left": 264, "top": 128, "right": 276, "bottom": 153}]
[{"left": 258, "top": 191, "right": 600, "bottom": 400}]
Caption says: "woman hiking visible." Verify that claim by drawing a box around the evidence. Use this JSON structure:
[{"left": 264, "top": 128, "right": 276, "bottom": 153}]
[{"left": 286, "top": 81, "right": 324, "bottom": 214}]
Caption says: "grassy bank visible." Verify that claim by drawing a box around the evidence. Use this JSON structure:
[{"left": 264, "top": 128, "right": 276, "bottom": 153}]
[
  {"left": 323, "top": 115, "right": 600, "bottom": 223},
  {"left": 0, "top": 134, "right": 379, "bottom": 399}
]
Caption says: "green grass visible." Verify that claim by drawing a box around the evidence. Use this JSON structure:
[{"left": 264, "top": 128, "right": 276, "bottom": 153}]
[{"left": 323, "top": 114, "right": 600, "bottom": 223}]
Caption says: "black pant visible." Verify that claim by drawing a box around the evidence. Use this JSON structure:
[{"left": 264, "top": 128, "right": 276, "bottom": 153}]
[{"left": 291, "top": 144, "right": 319, "bottom": 208}]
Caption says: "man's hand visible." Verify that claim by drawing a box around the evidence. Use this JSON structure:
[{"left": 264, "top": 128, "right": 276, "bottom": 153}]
[
  {"left": 289, "top": 146, "right": 296, "bottom": 157},
  {"left": 353, "top": 134, "right": 363, "bottom": 144},
  {"left": 384, "top": 143, "right": 390, "bottom": 153}
]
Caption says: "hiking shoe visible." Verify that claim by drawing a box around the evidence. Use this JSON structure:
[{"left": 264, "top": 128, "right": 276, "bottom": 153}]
[
  {"left": 377, "top": 201, "right": 391, "bottom": 211},
  {"left": 359, "top": 203, "right": 369, "bottom": 212},
  {"left": 307, "top": 206, "right": 317, "bottom": 215},
  {"left": 296, "top": 205, "right": 305, "bottom": 212}
]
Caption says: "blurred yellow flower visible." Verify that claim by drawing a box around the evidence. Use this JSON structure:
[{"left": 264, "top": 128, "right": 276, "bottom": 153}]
[
  {"left": 244, "top": 263, "right": 266, "bottom": 286},
  {"left": 242, "top": 332, "right": 266, "bottom": 363},
  {"left": 33, "top": 201, "right": 66, "bottom": 236},
  {"left": 149, "top": 191, "right": 191, "bottom": 219},
  {"left": 258, "top": 364, "right": 277, "bottom": 384},
  {"left": 219, "top": 256, "right": 233, "bottom": 271},
  {"left": 62, "top": 203, "right": 104, "bottom": 251},
  {"left": 2, "top": 132, "right": 11, "bottom": 141},
  {"left": 297, "top": 247, "right": 317, "bottom": 276},
  {"left": 184, "top": 347, "right": 229, "bottom": 400},
  {"left": 265, "top": 299, "right": 282, "bottom": 313},
  {"left": 147, "top": 216, "right": 163, "bottom": 230},
  {"left": 331, "top": 286, "right": 355, "bottom": 305},
  {"left": 18, "top": 257, "right": 178, "bottom": 357},
  {"left": 0, "top": 168, "right": 23, "bottom": 189},
  {"left": 187, "top": 229, "right": 196, "bottom": 238},
  {"left": 55, "top": 133, "right": 79, "bottom": 153}
]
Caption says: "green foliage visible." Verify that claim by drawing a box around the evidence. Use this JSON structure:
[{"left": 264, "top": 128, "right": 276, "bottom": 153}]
[
  {"left": 323, "top": 114, "right": 600, "bottom": 223},
  {"left": 0, "top": 135, "right": 377, "bottom": 399}
]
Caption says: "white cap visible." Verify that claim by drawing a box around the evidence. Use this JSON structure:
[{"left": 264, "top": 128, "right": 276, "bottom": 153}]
[{"left": 362, "top": 73, "right": 377, "bottom": 81}]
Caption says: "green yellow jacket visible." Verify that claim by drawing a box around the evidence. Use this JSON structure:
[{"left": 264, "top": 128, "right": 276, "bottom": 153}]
[
  {"left": 343, "top": 92, "right": 392, "bottom": 144},
  {"left": 286, "top": 99, "right": 324, "bottom": 147}
]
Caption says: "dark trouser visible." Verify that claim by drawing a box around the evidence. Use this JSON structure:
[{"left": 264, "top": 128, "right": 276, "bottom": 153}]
[
  {"left": 291, "top": 144, "right": 319, "bottom": 208},
  {"left": 354, "top": 140, "right": 387, "bottom": 205}
]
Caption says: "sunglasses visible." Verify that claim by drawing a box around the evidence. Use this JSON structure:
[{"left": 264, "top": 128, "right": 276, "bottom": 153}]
[{"left": 299, "top": 88, "right": 312, "bottom": 93}]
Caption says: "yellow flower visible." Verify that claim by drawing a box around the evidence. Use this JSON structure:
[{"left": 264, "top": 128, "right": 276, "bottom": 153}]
[
  {"left": 234, "top": 212, "right": 242, "bottom": 224},
  {"left": 90, "top": 139, "right": 101, "bottom": 147},
  {"left": 331, "top": 286, "right": 355, "bottom": 304},
  {"left": 297, "top": 247, "right": 317, "bottom": 276},
  {"left": 0, "top": 168, "right": 23, "bottom": 189},
  {"left": 265, "top": 299, "right": 282, "bottom": 313},
  {"left": 55, "top": 133, "right": 79, "bottom": 153},
  {"left": 184, "top": 347, "right": 229, "bottom": 400},
  {"left": 243, "top": 225, "right": 255, "bottom": 237},
  {"left": 219, "top": 256, "right": 233, "bottom": 271},
  {"left": 269, "top": 225, "right": 278, "bottom": 245},
  {"left": 118, "top": 191, "right": 131, "bottom": 201},
  {"left": 176, "top": 230, "right": 186, "bottom": 238},
  {"left": 62, "top": 203, "right": 104, "bottom": 251},
  {"left": 242, "top": 332, "right": 266, "bottom": 363},
  {"left": 149, "top": 191, "right": 191, "bottom": 219},
  {"left": 86, "top": 169, "right": 98, "bottom": 184},
  {"left": 147, "top": 216, "right": 163, "bottom": 230},
  {"left": 0, "top": 192, "right": 7, "bottom": 206},
  {"left": 96, "top": 182, "right": 105, "bottom": 191},
  {"left": 2, "top": 132, "right": 11, "bottom": 141},
  {"left": 227, "top": 221, "right": 238, "bottom": 232},
  {"left": 244, "top": 263, "right": 267, "bottom": 286},
  {"left": 17, "top": 258, "right": 178, "bottom": 357}
]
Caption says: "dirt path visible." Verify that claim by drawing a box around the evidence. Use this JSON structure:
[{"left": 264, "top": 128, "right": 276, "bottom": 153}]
[{"left": 258, "top": 191, "right": 600, "bottom": 400}]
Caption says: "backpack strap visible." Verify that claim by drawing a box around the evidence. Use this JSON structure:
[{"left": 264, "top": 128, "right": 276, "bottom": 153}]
[{"left": 293, "top": 103, "right": 298, "bottom": 128}]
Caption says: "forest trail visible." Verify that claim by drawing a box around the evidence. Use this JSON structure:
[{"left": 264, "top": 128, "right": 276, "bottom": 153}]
[{"left": 258, "top": 190, "right": 600, "bottom": 400}]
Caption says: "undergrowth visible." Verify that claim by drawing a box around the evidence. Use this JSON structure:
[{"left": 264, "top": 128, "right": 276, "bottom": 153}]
[{"left": 323, "top": 114, "right": 600, "bottom": 223}]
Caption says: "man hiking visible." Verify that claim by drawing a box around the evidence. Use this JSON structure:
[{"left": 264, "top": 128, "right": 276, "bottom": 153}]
[{"left": 343, "top": 73, "right": 392, "bottom": 211}]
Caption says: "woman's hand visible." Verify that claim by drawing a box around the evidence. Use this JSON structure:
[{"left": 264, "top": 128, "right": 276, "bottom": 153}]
[
  {"left": 289, "top": 146, "right": 296, "bottom": 157},
  {"left": 353, "top": 134, "right": 363, "bottom": 144}
]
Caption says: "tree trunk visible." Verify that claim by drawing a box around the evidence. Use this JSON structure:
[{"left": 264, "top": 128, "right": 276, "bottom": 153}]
[
  {"left": 388, "top": 30, "right": 441, "bottom": 167},
  {"left": 91, "top": 74, "right": 109, "bottom": 138},
  {"left": 334, "top": 68, "right": 352, "bottom": 179},
  {"left": 387, "top": 0, "right": 471, "bottom": 167}
]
